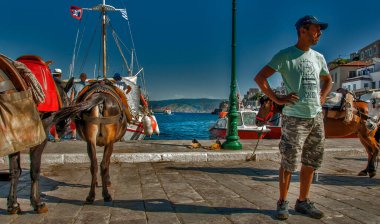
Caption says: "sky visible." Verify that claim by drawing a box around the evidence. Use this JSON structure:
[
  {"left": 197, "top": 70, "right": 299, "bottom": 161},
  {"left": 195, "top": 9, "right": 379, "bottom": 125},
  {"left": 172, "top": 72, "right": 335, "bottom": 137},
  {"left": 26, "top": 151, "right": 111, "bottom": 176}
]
[{"left": 1, "top": 0, "right": 380, "bottom": 100}]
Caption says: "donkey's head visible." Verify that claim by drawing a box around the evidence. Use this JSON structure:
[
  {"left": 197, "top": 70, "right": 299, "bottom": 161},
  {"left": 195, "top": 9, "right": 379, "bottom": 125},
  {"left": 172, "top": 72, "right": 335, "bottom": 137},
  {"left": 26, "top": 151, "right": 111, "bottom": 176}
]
[
  {"left": 256, "top": 96, "right": 276, "bottom": 127},
  {"left": 53, "top": 77, "right": 74, "bottom": 137}
]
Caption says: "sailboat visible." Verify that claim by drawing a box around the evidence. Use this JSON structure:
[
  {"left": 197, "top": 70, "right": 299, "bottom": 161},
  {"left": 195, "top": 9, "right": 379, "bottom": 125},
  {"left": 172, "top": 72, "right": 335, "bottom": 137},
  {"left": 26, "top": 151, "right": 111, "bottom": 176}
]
[{"left": 68, "top": 0, "right": 153, "bottom": 140}]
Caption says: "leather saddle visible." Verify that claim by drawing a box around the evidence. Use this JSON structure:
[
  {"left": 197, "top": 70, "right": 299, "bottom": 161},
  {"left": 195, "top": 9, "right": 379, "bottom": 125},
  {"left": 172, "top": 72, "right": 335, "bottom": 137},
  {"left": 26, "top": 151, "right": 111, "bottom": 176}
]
[
  {"left": 76, "top": 79, "right": 132, "bottom": 123},
  {"left": 0, "top": 54, "right": 46, "bottom": 156},
  {"left": 323, "top": 88, "right": 354, "bottom": 122},
  {"left": 0, "top": 55, "right": 28, "bottom": 93}
]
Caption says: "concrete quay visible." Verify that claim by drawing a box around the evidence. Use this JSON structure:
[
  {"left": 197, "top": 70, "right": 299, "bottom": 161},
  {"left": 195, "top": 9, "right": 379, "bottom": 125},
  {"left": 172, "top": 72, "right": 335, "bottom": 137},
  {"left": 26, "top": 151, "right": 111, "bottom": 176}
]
[
  {"left": 0, "top": 150, "right": 379, "bottom": 224},
  {"left": 0, "top": 138, "right": 366, "bottom": 165}
]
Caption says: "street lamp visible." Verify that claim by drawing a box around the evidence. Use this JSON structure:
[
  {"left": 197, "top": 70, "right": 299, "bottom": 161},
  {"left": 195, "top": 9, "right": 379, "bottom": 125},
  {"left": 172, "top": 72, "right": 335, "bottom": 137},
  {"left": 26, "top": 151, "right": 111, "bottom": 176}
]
[{"left": 222, "top": 0, "right": 242, "bottom": 150}]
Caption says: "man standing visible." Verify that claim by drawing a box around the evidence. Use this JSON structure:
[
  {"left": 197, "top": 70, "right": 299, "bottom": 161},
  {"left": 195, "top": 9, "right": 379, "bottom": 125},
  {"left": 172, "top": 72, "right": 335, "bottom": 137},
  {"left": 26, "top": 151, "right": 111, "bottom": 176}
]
[
  {"left": 69, "top": 73, "right": 89, "bottom": 140},
  {"left": 52, "top": 68, "right": 62, "bottom": 80},
  {"left": 50, "top": 68, "right": 63, "bottom": 142},
  {"left": 254, "top": 15, "right": 333, "bottom": 220},
  {"left": 113, "top": 73, "right": 131, "bottom": 94},
  {"left": 70, "top": 73, "right": 89, "bottom": 103}
]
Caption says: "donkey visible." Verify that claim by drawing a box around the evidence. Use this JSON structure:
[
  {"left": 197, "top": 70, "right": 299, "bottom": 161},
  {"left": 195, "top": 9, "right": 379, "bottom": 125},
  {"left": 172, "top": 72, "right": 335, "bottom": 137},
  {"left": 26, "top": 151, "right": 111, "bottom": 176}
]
[
  {"left": 0, "top": 54, "right": 73, "bottom": 214},
  {"left": 54, "top": 79, "right": 130, "bottom": 203},
  {"left": 256, "top": 95, "right": 379, "bottom": 178}
]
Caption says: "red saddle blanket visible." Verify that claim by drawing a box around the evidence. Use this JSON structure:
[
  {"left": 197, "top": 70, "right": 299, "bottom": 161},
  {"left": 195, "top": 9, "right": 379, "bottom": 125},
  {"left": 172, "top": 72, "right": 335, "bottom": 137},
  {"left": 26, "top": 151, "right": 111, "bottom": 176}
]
[{"left": 17, "top": 56, "right": 59, "bottom": 112}]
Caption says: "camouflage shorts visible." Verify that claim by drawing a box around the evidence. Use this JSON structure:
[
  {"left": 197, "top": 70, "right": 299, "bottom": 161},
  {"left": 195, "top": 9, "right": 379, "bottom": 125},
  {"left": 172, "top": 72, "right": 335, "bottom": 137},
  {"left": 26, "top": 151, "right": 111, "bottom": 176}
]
[{"left": 279, "top": 112, "right": 325, "bottom": 172}]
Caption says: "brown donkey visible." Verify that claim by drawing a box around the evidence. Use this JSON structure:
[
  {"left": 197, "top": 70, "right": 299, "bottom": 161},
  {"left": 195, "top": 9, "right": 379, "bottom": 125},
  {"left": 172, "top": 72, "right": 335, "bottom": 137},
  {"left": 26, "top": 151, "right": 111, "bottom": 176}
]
[
  {"left": 256, "top": 95, "right": 379, "bottom": 178},
  {"left": 54, "top": 80, "right": 129, "bottom": 203},
  {"left": 0, "top": 55, "right": 73, "bottom": 214}
]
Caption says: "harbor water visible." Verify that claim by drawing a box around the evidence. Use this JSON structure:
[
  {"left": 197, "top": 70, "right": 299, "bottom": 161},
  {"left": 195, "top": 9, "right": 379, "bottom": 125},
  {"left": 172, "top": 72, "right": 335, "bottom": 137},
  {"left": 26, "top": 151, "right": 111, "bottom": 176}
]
[{"left": 146, "top": 112, "right": 218, "bottom": 140}]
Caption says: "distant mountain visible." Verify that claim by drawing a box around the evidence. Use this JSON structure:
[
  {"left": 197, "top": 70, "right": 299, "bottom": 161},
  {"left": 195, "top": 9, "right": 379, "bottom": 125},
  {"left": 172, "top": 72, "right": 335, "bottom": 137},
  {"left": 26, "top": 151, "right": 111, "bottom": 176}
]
[{"left": 150, "top": 98, "right": 227, "bottom": 113}]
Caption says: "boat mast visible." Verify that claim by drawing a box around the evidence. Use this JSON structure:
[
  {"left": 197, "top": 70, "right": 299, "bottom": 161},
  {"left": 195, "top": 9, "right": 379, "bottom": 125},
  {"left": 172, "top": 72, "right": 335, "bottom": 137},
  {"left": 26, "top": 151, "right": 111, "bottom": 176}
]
[
  {"left": 102, "top": 0, "right": 107, "bottom": 78},
  {"left": 81, "top": 1, "right": 127, "bottom": 79},
  {"left": 130, "top": 49, "right": 134, "bottom": 76}
]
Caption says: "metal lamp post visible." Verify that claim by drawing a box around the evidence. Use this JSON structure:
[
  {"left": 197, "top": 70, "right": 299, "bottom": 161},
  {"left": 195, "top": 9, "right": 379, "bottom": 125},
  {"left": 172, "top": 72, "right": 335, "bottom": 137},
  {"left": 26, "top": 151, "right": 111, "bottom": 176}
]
[{"left": 222, "top": 0, "right": 242, "bottom": 150}]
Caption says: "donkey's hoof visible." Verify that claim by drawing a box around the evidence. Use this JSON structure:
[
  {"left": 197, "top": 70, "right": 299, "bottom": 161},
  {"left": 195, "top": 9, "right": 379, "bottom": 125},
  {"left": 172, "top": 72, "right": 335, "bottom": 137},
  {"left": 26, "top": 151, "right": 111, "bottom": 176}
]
[
  {"left": 35, "top": 203, "right": 48, "bottom": 214},
  {"left": 104, "top": 194, "right": 113, "bottom": 202},
  {"left": 358, "top": 170, "right": 368, "bottom": 176},
  {"left": 85, "top": 196, "right": 95, "bottom": 204},
  {"left": 7, "top": 205, "right": 21, "bottom": 215},
  {"left": 369, "top": 171, "right": 376, "bottom": 178}
]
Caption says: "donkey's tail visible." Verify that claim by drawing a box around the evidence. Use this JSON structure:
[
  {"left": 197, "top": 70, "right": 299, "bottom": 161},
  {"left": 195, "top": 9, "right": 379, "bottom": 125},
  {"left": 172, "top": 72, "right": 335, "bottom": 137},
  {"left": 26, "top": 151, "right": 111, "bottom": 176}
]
[{"left": 53, "top": 97, "right": 104, "bottom": 123}]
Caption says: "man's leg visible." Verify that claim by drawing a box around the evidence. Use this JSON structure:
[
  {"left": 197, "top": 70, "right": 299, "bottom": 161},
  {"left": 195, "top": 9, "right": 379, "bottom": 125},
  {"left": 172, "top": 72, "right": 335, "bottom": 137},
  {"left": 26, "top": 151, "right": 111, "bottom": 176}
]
[
  {"left": 296, "top": 112, "right": 325, "bottom": 219},
  {"left": 299, "top": 165, "right": 314, "bottom": 201},
  {"left": 279, "top": 167, "right": 292, "bottom": 201},
  {"left": 277, "top": 115, "right": 306, "bottom": 220}
]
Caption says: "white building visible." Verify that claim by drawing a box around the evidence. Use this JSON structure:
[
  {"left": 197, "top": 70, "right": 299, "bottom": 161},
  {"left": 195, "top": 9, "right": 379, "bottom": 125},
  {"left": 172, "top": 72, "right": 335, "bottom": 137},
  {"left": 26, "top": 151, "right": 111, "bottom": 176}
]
[
  {"left": 342, "top": 62, "right": 380, "bottom": 95},
  {"left": 329, "top": 61, "right": 371, "bottom": 91}
]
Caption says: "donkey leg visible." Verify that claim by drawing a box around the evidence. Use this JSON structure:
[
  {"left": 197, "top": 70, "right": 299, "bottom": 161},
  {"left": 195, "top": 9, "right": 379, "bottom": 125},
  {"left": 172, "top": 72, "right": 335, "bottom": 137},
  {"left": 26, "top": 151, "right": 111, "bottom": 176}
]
[
  {"left": 86, "top": 141, "right": 98, "bottom": 204},
  {"left": 30, "top": 140, "right": 48, "bottom": 213},
  {"left": 358, "top": 137, "right": 372, "bottom": 176},
  {"left": 100, "top": 143, "right": 114, "bottom": 202},
  {"left": 368, "top": 150, "right": 378, "bottom": 178},
  {"left": 7, "top": 152, "right": 22, "bottom": 214},
  {"left": 358, "top": 157, "right": 370, "bottom": 176}
]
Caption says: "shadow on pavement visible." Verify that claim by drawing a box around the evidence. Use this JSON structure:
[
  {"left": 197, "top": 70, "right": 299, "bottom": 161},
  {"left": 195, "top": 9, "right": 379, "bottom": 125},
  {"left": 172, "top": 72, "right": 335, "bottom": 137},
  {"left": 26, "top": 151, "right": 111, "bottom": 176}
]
[
  {"left": 333, "top": 157, "right": 367, "bottom": 162},
  {"left": 0, "top": 169, "right": 90, "bottom": 199},
  {"left": 0, "top": 172, "right": 278, "bottom": 220},
  {"left": 168, "top": 166, "right": 380, "bottom": 186},
  {"left": 44, "top": 196, "right": 278, "bottom": 220}
]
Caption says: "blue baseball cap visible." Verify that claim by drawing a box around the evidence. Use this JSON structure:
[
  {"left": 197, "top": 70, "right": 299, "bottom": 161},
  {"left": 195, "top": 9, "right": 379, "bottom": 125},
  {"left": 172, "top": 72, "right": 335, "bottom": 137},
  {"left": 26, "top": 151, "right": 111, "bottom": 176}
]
[
  {"left": 295, "top": 15, "right": 328, "bottom": 30},
  {"left": 113, "top": 73, "right": 122, "bottom": 80}
]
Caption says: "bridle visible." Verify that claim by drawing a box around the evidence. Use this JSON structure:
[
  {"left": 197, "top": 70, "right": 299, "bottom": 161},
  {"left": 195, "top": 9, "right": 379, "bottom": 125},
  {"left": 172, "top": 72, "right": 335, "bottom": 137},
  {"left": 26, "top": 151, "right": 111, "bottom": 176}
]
[{"left": 256, "top": 102, "right": 275, "bottom": 124}]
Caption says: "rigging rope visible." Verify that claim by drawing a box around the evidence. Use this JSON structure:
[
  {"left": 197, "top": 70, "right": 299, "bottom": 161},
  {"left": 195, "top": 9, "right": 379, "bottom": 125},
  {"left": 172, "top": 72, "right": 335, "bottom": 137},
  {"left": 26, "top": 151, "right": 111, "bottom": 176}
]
[
  {"left": 110, "top": 25, "right": 131, "bottom": 74},
  {"left": 79, "top": 15, "right": 102, "bottom": 74},
  {"left": 119, "top": 2, "right": 147, "bottom": 96},
  {"left": 70, "top": 13, "right": 88, "bottom": 78}
]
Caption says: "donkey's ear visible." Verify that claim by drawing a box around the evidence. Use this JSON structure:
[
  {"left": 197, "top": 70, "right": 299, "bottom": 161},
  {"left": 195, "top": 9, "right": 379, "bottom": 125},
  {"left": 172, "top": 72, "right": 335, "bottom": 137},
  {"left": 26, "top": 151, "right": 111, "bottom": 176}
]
[
  {"left": 45, "top": 60, "right": 53, "bottom": 66},
  {"left": 64, "top": 77, "right": 75, "bottom": 93}
]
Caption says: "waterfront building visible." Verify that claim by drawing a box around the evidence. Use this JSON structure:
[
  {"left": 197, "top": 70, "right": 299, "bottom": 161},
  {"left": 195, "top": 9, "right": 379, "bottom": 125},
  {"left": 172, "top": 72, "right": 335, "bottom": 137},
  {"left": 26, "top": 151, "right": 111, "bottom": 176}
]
[
  {"left": 329, "top": 61, "right": 371, "bottom": 92},
  {"left": 350, "top": 40, "right": 380, "bottom": 62},
  {"left": 342, "top": 61, "right": 380, "bottom": 96}
]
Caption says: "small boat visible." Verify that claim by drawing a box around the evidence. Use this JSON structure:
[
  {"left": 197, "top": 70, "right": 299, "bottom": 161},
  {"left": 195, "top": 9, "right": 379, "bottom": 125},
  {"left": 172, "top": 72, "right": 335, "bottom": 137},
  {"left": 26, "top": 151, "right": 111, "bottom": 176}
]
[
  {"left": 209, "top": 109, "right": 282, "bottom": 139},
  {"left": 163, "top": 108, "right": 172, "bottom": 115},
  {"left": 209, "top": 108, "right": 357, "bottom": 140}
]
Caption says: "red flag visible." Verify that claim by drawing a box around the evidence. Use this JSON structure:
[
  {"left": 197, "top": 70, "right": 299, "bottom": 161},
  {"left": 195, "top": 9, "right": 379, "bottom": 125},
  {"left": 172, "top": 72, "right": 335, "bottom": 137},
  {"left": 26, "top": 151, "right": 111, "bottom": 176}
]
[{"left": 70, "top": 6, "right": 83, "bottom": 20}]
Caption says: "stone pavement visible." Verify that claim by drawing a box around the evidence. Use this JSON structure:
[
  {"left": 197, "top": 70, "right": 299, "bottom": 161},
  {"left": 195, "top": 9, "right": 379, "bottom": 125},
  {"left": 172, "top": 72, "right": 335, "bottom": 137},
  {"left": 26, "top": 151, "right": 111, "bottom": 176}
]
[
  {"left": 1, "top": 150, "right": 379, "bottom": 224},
  {"left": 0, "top": 139, "right": 366, "bottom": 164}
]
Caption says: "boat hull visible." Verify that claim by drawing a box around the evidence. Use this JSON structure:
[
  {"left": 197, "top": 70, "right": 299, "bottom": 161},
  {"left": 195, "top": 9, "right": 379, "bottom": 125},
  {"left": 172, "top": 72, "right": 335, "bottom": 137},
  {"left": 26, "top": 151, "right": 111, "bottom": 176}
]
[{"left": 122, "top": 122, "right": 145, "bottom": 141}]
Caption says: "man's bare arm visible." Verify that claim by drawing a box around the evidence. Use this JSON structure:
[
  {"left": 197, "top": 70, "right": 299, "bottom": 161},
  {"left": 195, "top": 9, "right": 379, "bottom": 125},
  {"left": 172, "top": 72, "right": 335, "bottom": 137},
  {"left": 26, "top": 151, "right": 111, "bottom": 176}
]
[
  {"left": 320, "top": 74, "right": 333, "bottom": 105},
  {"left": 254, "top": 66, "right": 299, "bottom": 105}
]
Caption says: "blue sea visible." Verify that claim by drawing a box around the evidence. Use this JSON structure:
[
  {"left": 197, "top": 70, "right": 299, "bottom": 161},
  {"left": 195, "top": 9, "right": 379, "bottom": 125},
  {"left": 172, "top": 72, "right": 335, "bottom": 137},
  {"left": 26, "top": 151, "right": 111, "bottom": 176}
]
[{"left": 146, "top": 112, "right": 219, "bottom": 140}]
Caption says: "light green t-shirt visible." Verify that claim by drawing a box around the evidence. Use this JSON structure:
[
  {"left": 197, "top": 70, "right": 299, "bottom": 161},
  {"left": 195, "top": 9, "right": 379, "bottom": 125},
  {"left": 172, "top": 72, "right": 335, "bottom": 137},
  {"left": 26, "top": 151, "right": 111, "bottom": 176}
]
[{"left": 267, "top": 46, "right": 330, "bottom": 118}]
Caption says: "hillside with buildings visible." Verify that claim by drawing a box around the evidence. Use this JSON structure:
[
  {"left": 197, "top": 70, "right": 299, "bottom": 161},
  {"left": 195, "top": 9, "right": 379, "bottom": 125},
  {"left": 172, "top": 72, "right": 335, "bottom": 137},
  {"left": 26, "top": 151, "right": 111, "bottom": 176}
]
[
  {"left": 150, "top": 98, "right": 226, "bottom": 113},
  {"left": 328, "top": 39, "right": 380, "bottom": 96},
  {"left": 325, "top": 39, "right": 380, "bottom": 96}
]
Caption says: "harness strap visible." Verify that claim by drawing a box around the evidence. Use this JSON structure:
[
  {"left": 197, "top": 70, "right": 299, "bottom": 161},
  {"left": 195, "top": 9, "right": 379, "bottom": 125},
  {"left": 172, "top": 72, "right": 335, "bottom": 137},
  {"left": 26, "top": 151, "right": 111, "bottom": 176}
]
[
  {"left": 81, "top": 84, "right": 124, "bottom": 112},
  {"left": 83, "top": 113, "right": 121, "bottom": 124},
  {"left": 256, "top": 104, "right": 275, "bottom": 123}
]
